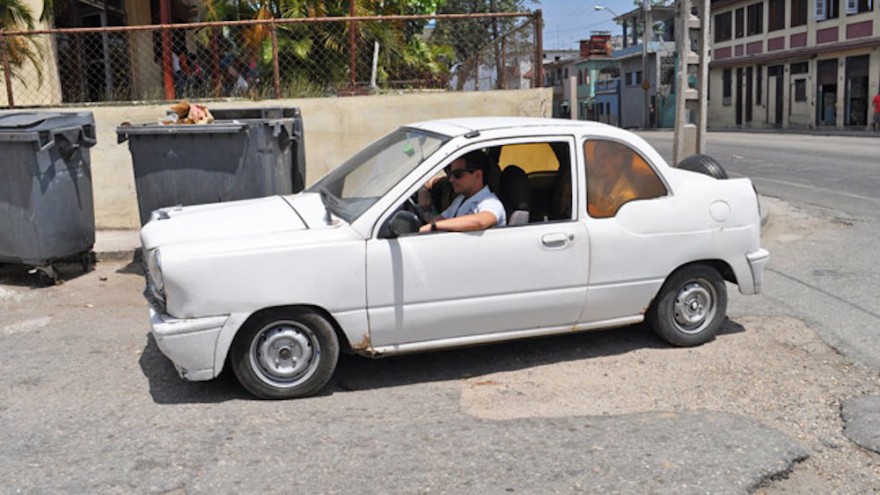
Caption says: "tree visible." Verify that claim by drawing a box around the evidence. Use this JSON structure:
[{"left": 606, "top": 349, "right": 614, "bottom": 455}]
[
  {"left": 275, "top": 1, "right": 454, "bottom": 90},
  {"left": 433, "top": 0, "right": 533, "bottom": 89},
  {"left": 0, "top": 0, "right": 44, "bottom": 85}
]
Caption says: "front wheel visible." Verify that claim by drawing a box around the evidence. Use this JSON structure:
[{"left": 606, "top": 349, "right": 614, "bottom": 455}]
[
  {"left": 230, "top": 310, "right": 339, "bottom": 399},
  {"left": 648, "top": 264, "right": 727, "bottom": 347}
]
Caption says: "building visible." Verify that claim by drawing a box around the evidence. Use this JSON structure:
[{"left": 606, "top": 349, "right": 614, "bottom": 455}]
[
  {"left": 594, "top": 77, "right": 622, "bottom": 126},
  {"left": 709, "top": 0, "right": 880, "bottom": 130},
  {"left": 574, "top": 33, "right": 619, "bottom": 120},
  {"left": 612, "top": 5, "right": 678, "bottom": 128},
  {"left": 544, "top": 34, "right": 617, "bottom": 119}
]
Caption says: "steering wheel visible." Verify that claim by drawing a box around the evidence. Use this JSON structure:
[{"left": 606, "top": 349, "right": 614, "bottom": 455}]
[{"left": 406, "top": 197, "right": 432, "bottom": 225}]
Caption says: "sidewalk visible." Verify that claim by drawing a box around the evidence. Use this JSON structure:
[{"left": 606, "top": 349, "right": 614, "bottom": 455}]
[
  {"left": 712, "top": 126, "right": 880, "bottom": 138},
  {"left": 639, "top": 126, "right": 880, "bottom": 138},
  {"left": 94, "top": 229, "right": 141, "bottom": 262}
]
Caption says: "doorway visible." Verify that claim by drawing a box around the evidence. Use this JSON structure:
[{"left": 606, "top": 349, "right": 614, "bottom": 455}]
[
  {"left": 817, "top": 59, "right": 838, "bottom": 126},
  {"left": 768, "top": 65, "right": 784, "bottom": 127},
  {"left": 736, "top": 67, "right": 744, "bottom": 126},
  {"left": 845, "top": 55, "right": 869, "bottom": 127},
  {"left": 745, "top": 66, "right": 754, "bottom": 123}
]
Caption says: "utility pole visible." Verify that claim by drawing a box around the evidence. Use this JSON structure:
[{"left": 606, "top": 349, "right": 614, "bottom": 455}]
[
  {"left": 349, "top": 0, "right": 357, "bottom": 88},
  {"left": 642, "top": 1, "right": 652, "bottom": 129},
  {"left": 672, "top": 0, "right": 710, "bottom": 164}
]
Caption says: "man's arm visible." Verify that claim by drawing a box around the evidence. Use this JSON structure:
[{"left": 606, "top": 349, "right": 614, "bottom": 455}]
[{"left": 418, "top": 211, "right": 498, "bottom": 233}]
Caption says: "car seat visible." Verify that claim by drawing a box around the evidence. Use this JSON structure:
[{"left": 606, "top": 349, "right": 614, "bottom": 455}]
[
  {"left": 549, "top": 164, "right": 572, "bottom": 220},
  {"left": 499, "top": 165, "right": 530, "bottom": 225}
]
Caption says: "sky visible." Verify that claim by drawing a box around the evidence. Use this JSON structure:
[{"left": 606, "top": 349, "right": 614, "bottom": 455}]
[{"left": 535, "top": 0, "right": 640, "bottom": 50}]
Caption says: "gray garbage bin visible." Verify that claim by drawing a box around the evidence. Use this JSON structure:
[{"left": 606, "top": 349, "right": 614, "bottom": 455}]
[
  {"left": 117, "top": 107, "right": 305, "bottom": 226},
  {"left": 0, "top": 112, "right": 97, "bottom": 283}
]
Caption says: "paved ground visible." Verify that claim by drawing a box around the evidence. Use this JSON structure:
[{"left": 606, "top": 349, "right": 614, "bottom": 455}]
[{"left": 1, "top": 196, "right": 879, "bottom": 494}]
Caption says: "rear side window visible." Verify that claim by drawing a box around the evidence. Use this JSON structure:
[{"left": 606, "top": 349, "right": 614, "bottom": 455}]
[
  {"left": 497, "top": 143, "right": 560, "bottom": 174},
  {"left": 584, "top": 140, "right": 667, "bottom": 218}
]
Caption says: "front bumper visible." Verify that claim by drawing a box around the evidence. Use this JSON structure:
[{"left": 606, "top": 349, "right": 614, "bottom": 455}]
[
  {"left": 148, "top": 303, "right": 228, "bottom": 381},
  {"left": 746, "top": 248, "right": 770, "bottom": 295}
]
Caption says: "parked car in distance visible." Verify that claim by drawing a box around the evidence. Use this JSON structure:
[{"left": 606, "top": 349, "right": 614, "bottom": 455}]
[{"left": 140, "top": 117, "right": 769, "bottom": 399}]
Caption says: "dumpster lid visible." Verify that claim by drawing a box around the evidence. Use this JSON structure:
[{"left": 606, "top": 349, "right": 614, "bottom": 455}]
[{"left": 0, "top": 112, "right": 93, "bottom": 131}]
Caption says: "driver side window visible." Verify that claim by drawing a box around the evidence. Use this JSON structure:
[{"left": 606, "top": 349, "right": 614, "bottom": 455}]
[{"left": 583, "top": 140, "right": 667, "bottom": 218}]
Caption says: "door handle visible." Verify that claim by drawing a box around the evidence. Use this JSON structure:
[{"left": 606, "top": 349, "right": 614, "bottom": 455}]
[{"left": 542, "top": 233, "right": 571, "bottom": 249}]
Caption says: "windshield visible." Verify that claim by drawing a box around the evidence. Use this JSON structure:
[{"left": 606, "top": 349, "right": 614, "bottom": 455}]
[{"left": 309, "top": 128, "right": 449, "bottom": 222}]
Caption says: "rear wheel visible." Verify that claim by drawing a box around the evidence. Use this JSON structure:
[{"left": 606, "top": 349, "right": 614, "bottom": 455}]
[
  {"left": 677, "top": 154, "right": 729, "bottom": 180},
  {"left": 231, "top": 309, "right": 339, "bottom": 399},
  {"left": 649, "top": 264, "right": 727, "bottom": 347}
]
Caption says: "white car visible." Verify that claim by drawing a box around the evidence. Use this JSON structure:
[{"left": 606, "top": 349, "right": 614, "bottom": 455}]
[{"left": 141, "top": 117, "right": 768, "bottom": 399}]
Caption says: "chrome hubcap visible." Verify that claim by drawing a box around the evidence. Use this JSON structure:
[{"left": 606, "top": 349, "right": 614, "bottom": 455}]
[
  {"left": 250, "top": 322, "right": 320, "bottom": 387},
  {"left": 672, "top": 280, "right": 716, "bottom": 334}
]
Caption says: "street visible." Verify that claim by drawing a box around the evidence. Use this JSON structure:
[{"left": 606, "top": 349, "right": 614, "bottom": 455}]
[{"left": 1, "top": 132, "right": 879, "bottom": 494}]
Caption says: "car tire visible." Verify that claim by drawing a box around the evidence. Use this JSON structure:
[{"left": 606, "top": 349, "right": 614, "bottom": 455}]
[
  {"left": 677, "top": 154, "right": 729, "bottom": 180},
  {"left": 231, "top": 309, "right": 339, "bottom": 399},
  {"left": 648, "top": 264, "right": 728, "bottom": 347}
]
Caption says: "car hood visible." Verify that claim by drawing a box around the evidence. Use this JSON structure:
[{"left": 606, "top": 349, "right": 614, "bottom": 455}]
[{"left": 140, "top": 194, "right": 334, "bottom": 250}]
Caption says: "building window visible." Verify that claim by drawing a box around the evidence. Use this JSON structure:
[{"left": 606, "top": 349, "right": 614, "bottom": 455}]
[
  {"left": 747, "top": 3, "right": 764, "bottom": 35},
  {"left": 794, "top": 79, "right": 807, "bottom": 101},
  {"left": 768, "top": 0, "right": 786, "bottom": 31},
  {"left": 626, "top": 72, "right": 642, "bottom": 86},
  {"left": 735, "top": 8, "right": 745, "bottom": 38},
  {"left": 815, "top": 0, "right": 840, "bottom": 20},
  {"left": 578, "top": 70, "right": 584, "bottom": 85},
  {"left": 790, "top": 62, "right": 809, "bottom": 75},
  {"left": 791, "top": 0, "right": 807, "bottom": 26},
  {"left": 715, "top": 12, "right": 733, "bottom": 42},
  {"left": 846, "top": 0, "right": 872, "bottom": 13},
  {"left": 723, "top": 68, "right": 732, "bottom": 106}
]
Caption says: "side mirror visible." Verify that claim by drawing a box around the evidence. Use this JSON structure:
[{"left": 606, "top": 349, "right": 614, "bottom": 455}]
[{"left": 380, "top": 210, "right": 422, "bottom": 238}]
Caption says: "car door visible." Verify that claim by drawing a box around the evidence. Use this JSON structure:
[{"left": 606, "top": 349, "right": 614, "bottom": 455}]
[
  {"left": 365, "top": 137, "right": 589, "bottom": 349},
  {"left": 578, "top": 137, "right": 675, "bottom": 324}
]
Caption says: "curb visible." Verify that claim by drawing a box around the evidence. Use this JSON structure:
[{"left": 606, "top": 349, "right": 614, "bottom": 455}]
[
  {"left": 760, "top": 196, "right": 770, "bottom": 227},
  {"left": 96, "top": 249, "right": 139, "bottom": 263}
]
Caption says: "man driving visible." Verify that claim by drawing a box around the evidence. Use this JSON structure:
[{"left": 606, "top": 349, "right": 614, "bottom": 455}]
[{"left": 419, "top": 151, "right": 507, "bottom": 233}]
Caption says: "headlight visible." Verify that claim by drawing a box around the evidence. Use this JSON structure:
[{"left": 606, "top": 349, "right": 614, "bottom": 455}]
[{"left": 147, "top": 248, "right": 164, "bottom": 295}]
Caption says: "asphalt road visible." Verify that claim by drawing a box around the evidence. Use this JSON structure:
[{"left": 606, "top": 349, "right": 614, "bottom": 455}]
[{"left": 0, "top": 260, "right": 811, "bottom": 494}]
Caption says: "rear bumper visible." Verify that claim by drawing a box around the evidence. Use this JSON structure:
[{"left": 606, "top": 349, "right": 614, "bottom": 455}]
[
  {"left": 746, "top": 248, "right": 770, "bottom": 295},
  {"left": 148, "top": 304, "right": 228, "bottom": 381}
]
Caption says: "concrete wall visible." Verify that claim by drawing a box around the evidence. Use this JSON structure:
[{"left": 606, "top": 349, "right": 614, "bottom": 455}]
[{"left": 39, "top": 88, "right": 552, "bottom": 229}]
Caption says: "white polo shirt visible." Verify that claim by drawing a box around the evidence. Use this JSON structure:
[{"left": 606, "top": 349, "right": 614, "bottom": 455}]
[{"left": 441, "top": 186, "right": 507, "bottom": 227}]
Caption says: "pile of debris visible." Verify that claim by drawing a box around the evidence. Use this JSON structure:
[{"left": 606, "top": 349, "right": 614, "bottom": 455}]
[{"left": 160, "top": 101, "right": 214, "bottom": 125}]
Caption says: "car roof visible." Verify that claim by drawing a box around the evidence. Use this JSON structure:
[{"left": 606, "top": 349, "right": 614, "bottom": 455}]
[{"left": 406, "top": 117, "right": 620, "bottom": 137}]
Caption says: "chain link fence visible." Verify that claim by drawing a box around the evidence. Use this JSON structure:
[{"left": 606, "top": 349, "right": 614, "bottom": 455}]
[{"left": 1, "top": 12, "right": 543, "bottom": 108}]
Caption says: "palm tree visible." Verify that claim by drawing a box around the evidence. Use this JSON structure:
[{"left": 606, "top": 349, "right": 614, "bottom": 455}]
[
  {"left": 196, "top": 1, "right": 455, "bottom": 94},
  {"left": 0, "top": 0, "right": 44, "bottom": 85}
]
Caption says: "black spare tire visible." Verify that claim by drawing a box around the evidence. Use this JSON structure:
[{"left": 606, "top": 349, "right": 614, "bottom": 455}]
[{"left": 677, "top": 154, "right": 729, "bottom": 180}]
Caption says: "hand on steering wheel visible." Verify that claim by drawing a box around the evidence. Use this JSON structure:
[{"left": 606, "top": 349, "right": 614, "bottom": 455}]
[{"left": 406, "top": 197, "right": 432, "bottom": 224}]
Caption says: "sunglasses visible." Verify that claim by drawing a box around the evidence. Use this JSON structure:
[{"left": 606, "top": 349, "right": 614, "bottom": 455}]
[{"left": 447, "top": 168, "right": 476, "bottom": 179}]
